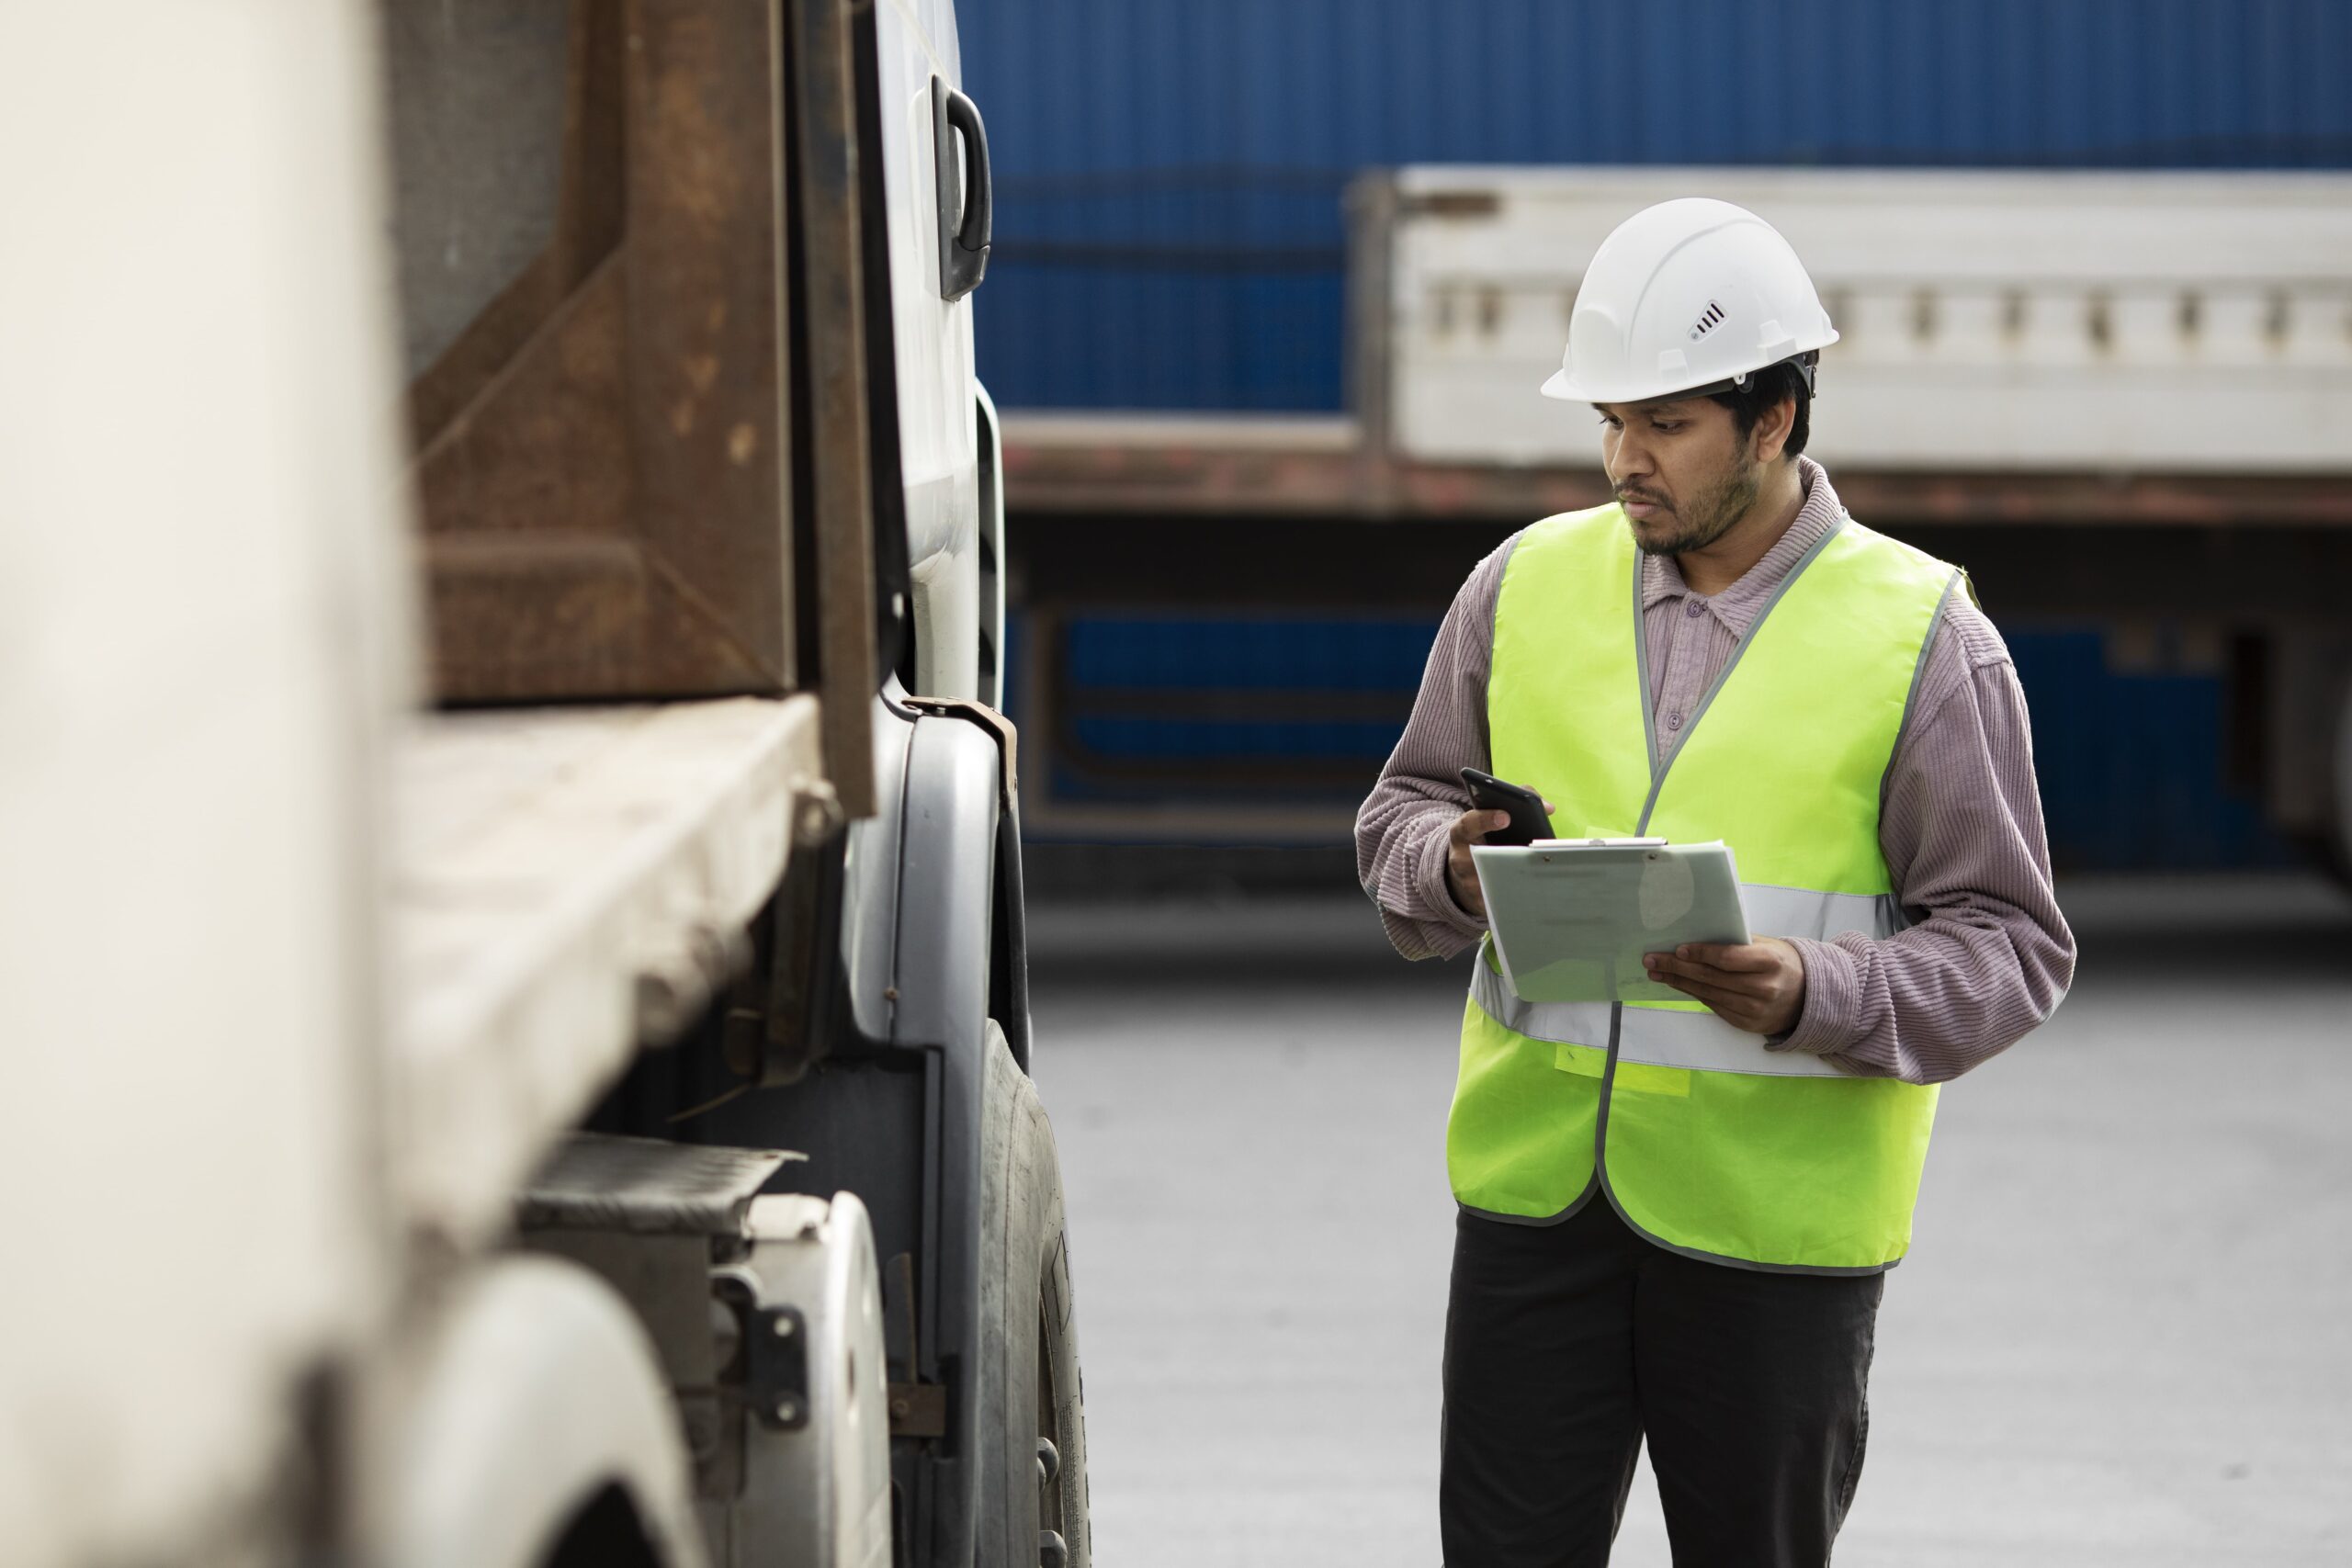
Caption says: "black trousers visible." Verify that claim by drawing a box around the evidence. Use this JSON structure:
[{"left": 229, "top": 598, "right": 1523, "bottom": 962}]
[{"left": 1441, "top": 1197, "right": 1883, "bottom": 1568}]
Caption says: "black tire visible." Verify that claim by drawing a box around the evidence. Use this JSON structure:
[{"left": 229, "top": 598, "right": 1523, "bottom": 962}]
[{"left": 975, "top": 1021, "right": 1090, "bottom": 1568}]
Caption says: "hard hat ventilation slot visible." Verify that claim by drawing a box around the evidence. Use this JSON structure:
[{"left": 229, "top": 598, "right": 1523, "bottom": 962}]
[{"left": 1689, "top": 300, "right": 1727, "bottom": 342}]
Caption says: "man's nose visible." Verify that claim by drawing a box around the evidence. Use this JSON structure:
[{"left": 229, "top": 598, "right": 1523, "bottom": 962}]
[{"left": 1608, "top": 429, "right": 1653, "bottom": 487}]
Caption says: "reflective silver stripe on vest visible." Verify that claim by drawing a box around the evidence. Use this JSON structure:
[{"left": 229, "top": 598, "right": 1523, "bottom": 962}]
[
  {"left": 1740, "top": 881, "right": 1907, "bottom": 943},
  {"left": 1469, "top": 882, "right": 1904, "bottom": 1079}
]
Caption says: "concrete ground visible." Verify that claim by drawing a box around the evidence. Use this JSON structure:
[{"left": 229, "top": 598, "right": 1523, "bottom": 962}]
[{"left": 1025, "top": 874, "right": 2352, "bottom": 1566}]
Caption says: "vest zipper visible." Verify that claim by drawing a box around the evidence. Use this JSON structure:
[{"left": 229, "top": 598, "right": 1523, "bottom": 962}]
[{"left": 1595, "top": 513, "right": 1849, "bottom": 1212}]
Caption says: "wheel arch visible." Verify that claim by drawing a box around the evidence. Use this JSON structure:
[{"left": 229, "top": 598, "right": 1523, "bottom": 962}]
[
  {"left": 885, "top": 706, "right": 1004, "bottom": 1565},
  {"left": 366, "top": 1256, "right": 705, "bottom": 1568}
]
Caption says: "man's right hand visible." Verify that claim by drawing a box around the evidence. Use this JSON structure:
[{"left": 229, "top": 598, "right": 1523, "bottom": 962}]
[
  {"left": 1444, "top": 809, "right": 1512, "bottom": 919},
  {"left": 1445, "top": 795, "right": 1557, "bottom": 919}
]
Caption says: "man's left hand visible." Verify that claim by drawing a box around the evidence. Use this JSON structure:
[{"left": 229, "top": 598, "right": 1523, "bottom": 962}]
[{"left": 1644, "top": 938, "right": 1807, "bottom": 1037}]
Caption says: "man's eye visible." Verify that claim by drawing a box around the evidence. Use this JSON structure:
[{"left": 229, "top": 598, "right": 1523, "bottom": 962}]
[
  {"left": 1598, "top": 416, "right": 1621, "bottom": 430},
  {"left": 1651, "top": 421, "right": 1684, "bottom": 434}
]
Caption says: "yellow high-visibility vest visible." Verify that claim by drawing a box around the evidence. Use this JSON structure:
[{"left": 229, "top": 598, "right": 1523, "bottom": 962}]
[{"left": 1448, "top": 502, "right": 1962, "bottom": 1272}]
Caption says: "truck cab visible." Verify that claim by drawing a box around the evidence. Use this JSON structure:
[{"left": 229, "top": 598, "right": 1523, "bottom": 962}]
[{"left": 0, "top": 2, "right": 1080, "bottom": 1565}]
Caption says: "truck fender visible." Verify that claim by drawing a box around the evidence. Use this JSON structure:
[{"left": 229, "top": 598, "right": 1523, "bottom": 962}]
[
  {"left": 888, "top": 706, "right": 1005, "bottom": 1564},
  {"left": 370, "top": 1257, "right": 705, "bottom": 1568},
  {"left": 749, "top": 691, "right": 1030, "bottom": 1568}
]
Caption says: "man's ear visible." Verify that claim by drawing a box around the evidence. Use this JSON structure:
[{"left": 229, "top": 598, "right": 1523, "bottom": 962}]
[{"left": 1751, "top": 390, "right": 1797, "bottom": 465}]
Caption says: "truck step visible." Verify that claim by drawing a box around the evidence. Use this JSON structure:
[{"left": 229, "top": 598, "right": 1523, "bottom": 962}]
[{"left": 518, "top": 1132, "right": 799, "bottom": 1236}]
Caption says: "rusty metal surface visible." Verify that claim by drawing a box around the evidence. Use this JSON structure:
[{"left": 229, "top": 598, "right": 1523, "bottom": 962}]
[
  {"left": 887, "top": 1380, "right": 949, "bottom": 1439},
  {"left": 381, "top": 0, "right": 577, "bottom": 383},
  {"left": 787, "top": 0, "right": 879, "bottom": 815},
  {"left": 416, "top": 253, "right": 784, "bottom": 698},
  {"left": 622, "top": 1, "right": 791, "bottom": 689},
  {"left": 403, "top": 0, "right": 800, "bottom": 705},
  {"left": 417, "top": 258, "right": 634, "bottom": 545},
  {"left": 1010, "top": 509, "right": 2352, "bottom": 621},
  {"left": 405, "top": 0, "right": 626, "bottom": 446},
  {"left": 1000, "top": 415, "right": 2352, "bottom": 529},
  {"left": 424, "top": 536, "right": 645, "bottom": 699}
]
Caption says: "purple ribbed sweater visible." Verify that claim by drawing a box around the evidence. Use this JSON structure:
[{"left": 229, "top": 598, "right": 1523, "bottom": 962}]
[{"left": 1353, "top": 457, "right": 2075, "bottom": 1083}]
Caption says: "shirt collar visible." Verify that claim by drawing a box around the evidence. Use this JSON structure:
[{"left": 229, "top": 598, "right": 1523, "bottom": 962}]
[{"left": 1638, "top": 456, "right": 1845, "bottom": 633}]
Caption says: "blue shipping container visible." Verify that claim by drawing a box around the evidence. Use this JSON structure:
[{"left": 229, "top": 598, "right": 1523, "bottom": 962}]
[{"left": 963, "top": 0, "right": 2352, "bottom": 411}]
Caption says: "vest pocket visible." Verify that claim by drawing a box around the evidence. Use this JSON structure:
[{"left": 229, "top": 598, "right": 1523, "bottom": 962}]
[{"left": 1552, "top": 1039, "right": 1606, "bottom": 1078}]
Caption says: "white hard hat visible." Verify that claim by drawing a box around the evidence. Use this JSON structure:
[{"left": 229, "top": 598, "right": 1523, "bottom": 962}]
[{"left": 1539, "top": 197, "right": 1838, "bottom": 405}]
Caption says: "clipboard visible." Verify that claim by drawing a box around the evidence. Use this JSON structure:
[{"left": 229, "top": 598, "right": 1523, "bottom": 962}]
[{"left": 1470, "top": 840, "right": 1749, "bottom": 1004}]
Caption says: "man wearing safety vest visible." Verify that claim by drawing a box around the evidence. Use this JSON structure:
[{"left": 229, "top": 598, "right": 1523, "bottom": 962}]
[{"left": 1356, "top": 198, "right": 2076, "bottom": 1565}]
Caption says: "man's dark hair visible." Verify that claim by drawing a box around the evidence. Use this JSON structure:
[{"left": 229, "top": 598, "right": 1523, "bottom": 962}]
[{"left": 1708, "top": 358, "right": 1813, "bottom": 458}]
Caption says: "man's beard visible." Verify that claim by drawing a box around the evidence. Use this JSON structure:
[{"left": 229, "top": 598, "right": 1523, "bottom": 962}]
[{"left": 1623, "top": 452, "right": 1761, "bottom": 557}]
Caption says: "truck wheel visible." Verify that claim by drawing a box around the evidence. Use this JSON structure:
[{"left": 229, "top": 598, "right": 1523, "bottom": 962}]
[{"left": 977, "top": 1021, "right": 1090, "bottom": 1568}]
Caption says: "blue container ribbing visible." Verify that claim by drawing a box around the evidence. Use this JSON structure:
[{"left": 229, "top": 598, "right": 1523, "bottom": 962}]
[{"left": 963, "top": 0, "right": 2352, "bottom": 411}]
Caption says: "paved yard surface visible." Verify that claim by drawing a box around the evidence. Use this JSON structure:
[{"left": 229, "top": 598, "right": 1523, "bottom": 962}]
[{"left": 1027, "top": 874, "right": 2352, "bottom": 1566}]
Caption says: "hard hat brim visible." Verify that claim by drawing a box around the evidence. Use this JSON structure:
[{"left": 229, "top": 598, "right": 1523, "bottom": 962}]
[{"left": 1539, "top": 335, "right": 1837, "bottom": 408}]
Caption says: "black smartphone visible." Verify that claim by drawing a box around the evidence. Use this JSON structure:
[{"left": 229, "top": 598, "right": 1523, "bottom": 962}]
[{"left": 1458, "top": 766, "right": 1551, "bottom": 847}]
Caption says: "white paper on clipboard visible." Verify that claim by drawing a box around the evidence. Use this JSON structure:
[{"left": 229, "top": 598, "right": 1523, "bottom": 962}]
[{"left": 1470, "top": 840, "right": 1750, "bottom": 1004}]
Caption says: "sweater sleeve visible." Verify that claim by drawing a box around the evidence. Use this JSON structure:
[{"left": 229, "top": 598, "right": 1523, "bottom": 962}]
[
  {"left": 1774, "top": 597, "right": 2077, "bottom": 1082},
  {"left": 1353, "top": 538, "right": 1517, "bottom": 961}
]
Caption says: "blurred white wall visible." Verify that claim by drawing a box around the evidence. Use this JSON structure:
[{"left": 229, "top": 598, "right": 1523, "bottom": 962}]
[{"left": 0, "top": 3, "right": 414, "bottom": 1562}]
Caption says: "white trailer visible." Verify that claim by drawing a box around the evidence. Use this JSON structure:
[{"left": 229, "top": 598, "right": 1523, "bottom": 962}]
[
  {"left": 0, "top": 3, "right": 1082, "bottom": 1565},
  {"left": 1376, "top": 166, "right": 2352, "bottom": 475}
]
